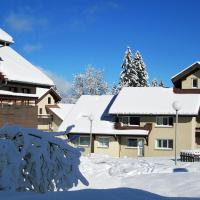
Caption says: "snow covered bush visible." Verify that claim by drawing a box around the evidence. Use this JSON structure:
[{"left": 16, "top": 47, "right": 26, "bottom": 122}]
[{"left": 0, "top": 125, "right": 88, "bottom": 193}]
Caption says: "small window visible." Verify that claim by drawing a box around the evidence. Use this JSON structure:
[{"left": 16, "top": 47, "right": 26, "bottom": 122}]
[
  {"left": 122, "top": 116, "right": 129, "bottom": 125},
  {"left": 48, "top": 97, "right": 51, "bottom": 104},
  {"left": 98, "top": 137, "right": 109, "bottom": 148},
  {"left": 10, "top": 87, "right": 18, "bottom": 93},
  {"left": 127, "top": 138, "right": 138, "bottom": 147},
  {"left": 22, "top": 88, "right": 31, "bottom": 94},
  {"left": 156, "top": 116, "right": 173, "bottom": 127},
  {"left": 155, "top": 139, "right": 173, "bottom": 149},
  {"left": 192, "top": 79, "right": 198, "bottom": 88},
  {"left": 129, "top": 116, "right": 140, "bottom": 126},
  {"left": 79, "top": 136, "right": 90, "bottom": 146},
  {"left": 120, "top": 116, "right": 140, "bottom": 126},
  {"left": 39, "top": 108, "right": 42, "bottom": 114}
]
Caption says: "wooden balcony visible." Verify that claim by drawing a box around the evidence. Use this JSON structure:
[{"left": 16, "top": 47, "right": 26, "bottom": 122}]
[
  {"left": 38, "top": 115, "right": 53, "bottom": 125},
  {"left": 114, "top": 122, "right": 152, "bottom": 133}
]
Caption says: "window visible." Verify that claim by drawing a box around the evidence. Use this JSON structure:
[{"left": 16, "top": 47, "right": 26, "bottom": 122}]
[
  {"left": 22, "top": 88, "right": 31, "bottom": 94},
  {"left": 48, "top": 97, "right": 51, "bottom": 104},
  {"left": 79, "top": 136, "right": 90, "bottom": 146},
  {"left": 156, "top": 116, "right": 173, "bottom": 127},
  {"left": 192, "top": 78, "right": 198, "bottom": 88},
  {"left": 127, "top": 138, "right": 138, "bottom": 147},
  {"left": 39, "top": 108, "right": 42, "bottom": 114},
  {"left": 98, "top": 137, "right": 109, "bottom": 148},
  {"left": 119, "top": 116, "right": 140, "bottom": 126},
  {"left": 155, "top": 139, "right": 173, "bottom": 149},
  {"left": 10, "top": 87, "right": 18, "bottom": 93}
]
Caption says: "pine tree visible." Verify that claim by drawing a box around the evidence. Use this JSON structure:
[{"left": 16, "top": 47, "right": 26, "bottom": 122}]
[
  {"left": 119, "top": 47, "right": 138, "bottom": 88},
  {"left": 111, "top": 83, "right": 120, "bottom": 95},
  {"left": 133, "top": 51, "right": 148, "bottom": 87},
  {"left": 151, "top": 79, "right": 159, "bottom": 87},
  {"left": 159, "top": 80, "right": 164, "bottom": 87}
]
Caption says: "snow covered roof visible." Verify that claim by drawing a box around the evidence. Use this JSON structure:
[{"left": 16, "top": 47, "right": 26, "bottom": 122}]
[
  {"left": 48, "top": 103, "right": 74, "bottom": 120},
  {"left": 36, "top": 87, "right": 61, "bottom": 102},
  {"left": 171, "top": 62, "right": 200, "bottom": 84},
  {"left": 0, "top": 28, "right": 14, "bottom": 44},
  {"left": 58, "top": 95, "right": 148, "bottom": 136},
  {"left": 109, "top": 87, "right": 200, "bottom": 115},
  {"left": 36, "top": 88, "right": 50, "bottom": 98},
  {"left": 0, "top": 46, "right": 54, "bottom": 86}
]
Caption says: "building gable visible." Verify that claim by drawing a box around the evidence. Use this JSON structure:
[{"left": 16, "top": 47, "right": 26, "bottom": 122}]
[{"left": 171, "top": 62, "right": 200, "bottom": 90}]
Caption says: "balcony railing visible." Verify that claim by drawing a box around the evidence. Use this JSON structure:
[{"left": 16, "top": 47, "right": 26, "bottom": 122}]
[
  {"left": 114, "top": 122, "right": 152, "bottom": 133},
  {"left": 38, "top": 115, "right": 53, "bottom": 125}
]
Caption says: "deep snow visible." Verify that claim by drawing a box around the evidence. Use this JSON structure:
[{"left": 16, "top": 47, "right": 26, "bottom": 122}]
[{"left": 1, "top": 154, "right": 200, "bottom": 199}]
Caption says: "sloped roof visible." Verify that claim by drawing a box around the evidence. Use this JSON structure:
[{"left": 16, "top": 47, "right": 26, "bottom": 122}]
[
  {"left": 48, "top": 103, "right": 74, "bottom": 120},
  {"left": 171, "top": 62, "right": 200, "bottom": 84},
  {"left": 109, "top": 87, "right": 200, "bottom": 115},
  {"left": 36, "top": 87, "right": 61, "bottom": 103},
  {"left": 58, "top": 95, "right": 148, "bottom": 136},
  {"left": 0, "top": 46, "right": 54, "bottom": 86},
  {"left": 0, "top": 28, "right": 14, "bottom": 44}
]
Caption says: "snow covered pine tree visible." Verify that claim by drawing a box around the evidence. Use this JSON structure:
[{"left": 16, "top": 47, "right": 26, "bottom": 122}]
[
  {"left": 133, "top": 51, "right": 149, "bottom": 87},
  {"left": 119, "top": 47, "right": 138, "bottom": 88},
  {"left": 0, "top": 125, "right": 88, "bottom": 193}
]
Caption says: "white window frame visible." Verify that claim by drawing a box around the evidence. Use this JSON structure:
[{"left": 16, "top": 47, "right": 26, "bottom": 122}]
[
  {"left": 75, "top": 136, "right": 90, "bottom": 147},
  {"left": 120, "top": 116, "right": 140, "bottom": 126},
  {"left": 155, "top": 116, "right": 173, "bottom": 127},
  {"left": 192, "top": 78, "right": 198, "bottom": 88},
  {"left": 155, "top": 139, "right": 173, "bottom": 150},
  {"left": 98, "top": 137, "right": 109, "bottom": 148}
]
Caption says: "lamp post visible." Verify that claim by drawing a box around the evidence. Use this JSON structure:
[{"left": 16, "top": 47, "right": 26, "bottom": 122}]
[
  {"left": 83, "top": 114, "right": 94, "bottom": 156},
  {"left": 172, "top": 101, "right": 182, "bottom": 165}
]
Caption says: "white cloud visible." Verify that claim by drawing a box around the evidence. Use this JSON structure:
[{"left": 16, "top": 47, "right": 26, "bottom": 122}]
[
  {"left": 38, "top": 66, "right": 72, "bottom": 97},
  {"left": 5, "top": 11, "right": 48, "bottom": 32},
  {"left": 23, "top": 44, "right": 42, "bottom": 53},
  {"left": 69, "top": 1, "right": 120, "bottom": 31}
]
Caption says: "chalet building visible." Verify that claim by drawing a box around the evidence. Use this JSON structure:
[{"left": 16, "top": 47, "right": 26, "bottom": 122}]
[
  {"left": 0, "top": 28, "right": 61, "bottom": 130},
  {"left": 58, "top": 62, "right": 200, "bottom": 157}
]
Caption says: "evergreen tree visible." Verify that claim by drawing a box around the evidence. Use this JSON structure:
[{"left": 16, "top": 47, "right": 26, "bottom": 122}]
[
  {"left": 133, "top": 51, "right": 148, "bottom": 87},
  {"left": 151, "top": 79, "right": 159, "bottom": 87},
  {"left": 119, "top": 47, "right": 138, "bottom": 88},
  {"left": 159, "top": 80, "right": 164, "bottom": 87},
  {"left": 111, "top": 82, "right": 120, "bottom": 95}
]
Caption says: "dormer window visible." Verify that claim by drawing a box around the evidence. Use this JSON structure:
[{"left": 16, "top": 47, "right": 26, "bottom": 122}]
[{"left": 192, "top": 78, "right": 198, "bottom": 88}]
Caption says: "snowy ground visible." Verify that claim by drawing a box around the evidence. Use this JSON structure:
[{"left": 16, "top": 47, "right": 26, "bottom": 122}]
[{"left": 2, "top": 154, "right": 200, "bottom": 199}]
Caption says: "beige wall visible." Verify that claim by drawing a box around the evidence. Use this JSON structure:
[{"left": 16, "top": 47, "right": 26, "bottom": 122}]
[
  {"left": 94, "top": 135, "right": 120, "bottom": 157},
  {"left": 37, "top": 93, "right": 55, "bottom": 115},
  {"left": 52, "top": 114, "right": 62, "bottom": 132},
  {"left": 37, "top": 93, "right": 56, "bottom": 131},
  {"left": 142, "top": 116, "right": 195, "bottom": 157},
  {"left": 181, "top": 70, "right": 200, "bottom": 89},
  {"left": 67, "top": 115, "right": 196, "bottom": 157}
]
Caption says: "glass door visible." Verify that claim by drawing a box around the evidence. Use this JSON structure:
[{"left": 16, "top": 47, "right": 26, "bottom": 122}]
[{"left": 138, "top": 139, "right": 144, "bottom": 157}]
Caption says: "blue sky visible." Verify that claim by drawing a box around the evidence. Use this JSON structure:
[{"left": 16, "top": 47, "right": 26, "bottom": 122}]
[{"left": 1, "top": 0, "right": 200, "bottom": 88}]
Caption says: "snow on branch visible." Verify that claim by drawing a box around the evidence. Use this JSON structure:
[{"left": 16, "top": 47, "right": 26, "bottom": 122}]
[{"left": 0, "top": 125, "right": 88, "bottom": 193}]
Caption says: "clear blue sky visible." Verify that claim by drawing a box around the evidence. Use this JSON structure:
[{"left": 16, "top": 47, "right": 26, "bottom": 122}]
[{"left": 1, "top": 0, "right": 200, "bottom": 88}]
